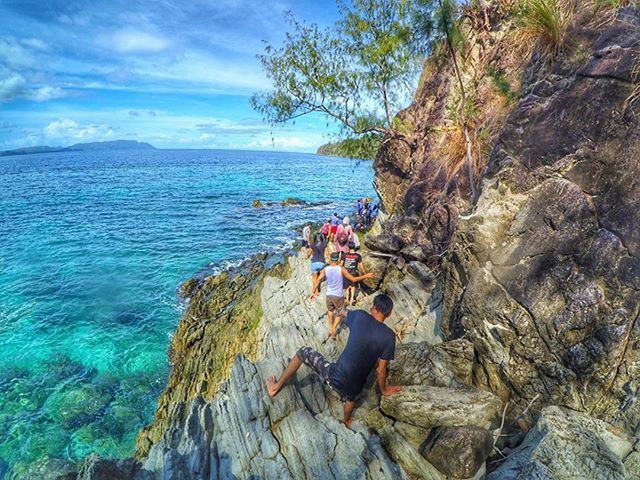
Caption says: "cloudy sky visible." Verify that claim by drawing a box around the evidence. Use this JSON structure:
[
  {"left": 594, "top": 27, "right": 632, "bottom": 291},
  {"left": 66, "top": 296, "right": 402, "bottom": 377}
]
[{"left": 0, "top": 0, "right": 341, "bottom": 151}]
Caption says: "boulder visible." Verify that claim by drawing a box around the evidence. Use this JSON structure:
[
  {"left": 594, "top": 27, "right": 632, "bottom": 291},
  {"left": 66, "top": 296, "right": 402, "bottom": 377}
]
[
  {"left": 381, "top": 385, "right": 503, "bottom": 430},
  {"left": 487, "top": 406, "right": 633, "bottom": 480},
  {"left": 252, "top": 199, "right": 263, "bottom": 208},
  {"left": 388, "top": 340, "right": 474, "bottom": 388},
  {"left": 422, "top": 426, "right": 493, "bottom": 479}
]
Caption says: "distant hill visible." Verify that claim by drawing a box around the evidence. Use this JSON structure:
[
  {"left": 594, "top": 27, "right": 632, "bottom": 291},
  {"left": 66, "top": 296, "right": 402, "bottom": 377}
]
[{"left": 1, "top": 140, "right": 156, "bottom": 157}]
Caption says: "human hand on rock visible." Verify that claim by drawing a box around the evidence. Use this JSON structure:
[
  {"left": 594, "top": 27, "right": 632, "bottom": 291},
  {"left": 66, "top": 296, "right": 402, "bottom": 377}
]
[{"left": 382, "top": 385, "right": 402, "bottom": 396}]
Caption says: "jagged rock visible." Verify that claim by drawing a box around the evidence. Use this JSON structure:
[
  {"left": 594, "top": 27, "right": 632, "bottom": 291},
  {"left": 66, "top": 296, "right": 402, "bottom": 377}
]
[
  {"left": 138, "top": 254, "right": 413, "bottom": 479},
  {"left": 279, "top": 197, "right": 306, "bottom": 207},
  {"left": 362, "top": 409, "right": 445, "bottom": 480},
  {"left": 422, "top": 426, "right": 493, "bottom": 479},
  {"left": 381, "top": 385, "right": 503, "bottom": 430},
  {"left": 487, "top": 406, "right": 633, "bottom": 480},
  {"left": 442, "top": 8, "right": 640, "bottom": 429},
  {"left": 388, "top": 340, "right": 474, "bottom": 388},
  {"left": 365, "top": 230, "right": 402, "bottom": 253}
]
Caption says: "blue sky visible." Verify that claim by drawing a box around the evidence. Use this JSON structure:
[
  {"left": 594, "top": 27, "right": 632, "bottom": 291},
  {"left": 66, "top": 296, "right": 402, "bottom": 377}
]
[{"left": 0, "top": 0, "right": 342, "bottom": 151}]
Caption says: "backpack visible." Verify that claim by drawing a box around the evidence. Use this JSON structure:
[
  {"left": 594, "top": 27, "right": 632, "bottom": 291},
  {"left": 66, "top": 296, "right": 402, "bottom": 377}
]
[{"left": 337, "top": 230, "right": 349, "bottom": 245}]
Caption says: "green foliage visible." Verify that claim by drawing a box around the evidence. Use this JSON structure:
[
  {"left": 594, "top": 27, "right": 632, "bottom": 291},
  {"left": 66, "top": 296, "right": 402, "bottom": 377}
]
[
  {"left": 432, "top": 0, "right": 466, "bottom": 51},
  {"left": 516, "top": 0, "right": 569, "bottom": 56},
  {"left": 317, "top": 133, "right": 383, "bottom": 160},
  {"left": 251, "top": 0, "right": 436, "bottom": 140},
  {"left": 486, "top": 66, "right": 518, "bottom": 104}
]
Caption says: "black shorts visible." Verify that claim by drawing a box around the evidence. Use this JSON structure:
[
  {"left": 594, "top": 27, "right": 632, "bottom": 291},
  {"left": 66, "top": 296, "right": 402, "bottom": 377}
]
[
  {"left": 343, "top": 271, "right": 358, "bottom": 288},
  {"left": 296, "top": 347, "right": 354, "bottom": 401}
]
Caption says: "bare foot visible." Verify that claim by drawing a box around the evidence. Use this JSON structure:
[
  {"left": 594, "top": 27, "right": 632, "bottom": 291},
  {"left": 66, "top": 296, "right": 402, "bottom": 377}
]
[{"left": 266, "top": 376, "right": 280, "bottom": 398}]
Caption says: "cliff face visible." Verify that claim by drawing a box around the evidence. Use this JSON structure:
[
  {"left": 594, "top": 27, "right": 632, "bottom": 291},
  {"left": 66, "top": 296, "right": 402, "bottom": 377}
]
[
  {"left": 367, "top": 4, "right": 640, "bottom": 478},
  {"left": 443, "top": 7, "right": 640, "bottom": 429}
]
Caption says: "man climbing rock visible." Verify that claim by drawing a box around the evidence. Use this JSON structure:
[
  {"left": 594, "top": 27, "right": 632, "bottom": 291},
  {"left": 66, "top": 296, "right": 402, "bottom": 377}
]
[
  {"left": 265, "top": 294, "right": 402, "bottom": 426},
  {"left": 310, "top": 251, "right": 374, "bottom": 338}
]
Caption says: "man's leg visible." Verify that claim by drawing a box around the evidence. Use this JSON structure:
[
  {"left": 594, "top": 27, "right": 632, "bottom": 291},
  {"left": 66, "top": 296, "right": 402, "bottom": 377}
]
[
  {"left": 327, "top": 309, "right": 335, "bottom": 337},
  {"left": 266, "top": 354, "right": 303, "bottom": 397},
  {"left": 331, "top": 298, "right": 347, "bottom": 337},
  {"left": 342, "top": 400, "right": 356, "bottom": 426}
]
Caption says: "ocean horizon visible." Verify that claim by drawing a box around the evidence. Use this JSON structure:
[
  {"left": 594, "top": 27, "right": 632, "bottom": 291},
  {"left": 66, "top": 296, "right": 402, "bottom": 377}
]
[{"left": 0, "top": 148, "right": 376, "bottom": 476}]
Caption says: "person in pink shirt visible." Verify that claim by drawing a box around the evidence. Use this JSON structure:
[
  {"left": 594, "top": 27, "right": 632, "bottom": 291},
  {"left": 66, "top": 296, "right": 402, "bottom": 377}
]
[{"left": 335, "top": 217, "right": 354, "bottom": 254}]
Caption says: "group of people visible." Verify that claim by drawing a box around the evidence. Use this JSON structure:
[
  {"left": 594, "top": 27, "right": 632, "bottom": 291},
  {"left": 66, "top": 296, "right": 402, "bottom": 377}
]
[
  {"left": 266, "top": 200, "right": 402, "bottom": 426},
  {"left": 356, "top": 198, "right": 379, "bottom": 229}
]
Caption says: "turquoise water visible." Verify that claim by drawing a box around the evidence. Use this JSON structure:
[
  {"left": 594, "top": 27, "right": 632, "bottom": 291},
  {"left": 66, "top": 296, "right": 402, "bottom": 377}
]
[{"left": 0, "top": 149, "right": 376, "bottom": 475}]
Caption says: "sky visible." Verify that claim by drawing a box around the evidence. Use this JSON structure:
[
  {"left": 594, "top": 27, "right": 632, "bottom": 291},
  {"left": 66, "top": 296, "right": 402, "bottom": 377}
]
[{"left": 0, "top": 0, "right": 342, "bottom": 152}]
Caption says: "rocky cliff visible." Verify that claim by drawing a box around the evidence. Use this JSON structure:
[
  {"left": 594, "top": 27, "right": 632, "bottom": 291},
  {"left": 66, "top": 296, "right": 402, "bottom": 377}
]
[
  {"left": 73, "top": 3, "right": 640, "bottom": 480},
  {"left": 368, "top": 3, "right": 640, "bottom": 479}
]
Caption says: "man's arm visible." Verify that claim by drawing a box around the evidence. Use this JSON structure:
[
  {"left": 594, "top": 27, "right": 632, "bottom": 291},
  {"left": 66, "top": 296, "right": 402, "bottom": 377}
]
[
  {"left": 341, "top": 267, "right": 374, "bottom": 283},
  {"left": 358, "top": 259, "right": 368, "bottom": 275},
  {"left": 377, "top": 359, "right": 402, "bottom": 396},
  {"left": 343, "top": 400, "right": 356, "bottom": 426},
  {"left": 306, "top": 247, "right": 312, "bottom": 259}
]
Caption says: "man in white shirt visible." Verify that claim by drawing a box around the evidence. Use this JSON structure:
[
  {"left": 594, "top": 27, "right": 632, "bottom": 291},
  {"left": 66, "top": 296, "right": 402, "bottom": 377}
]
[{"left": 311, "top": 251, "right": 374, "bottom": 339}]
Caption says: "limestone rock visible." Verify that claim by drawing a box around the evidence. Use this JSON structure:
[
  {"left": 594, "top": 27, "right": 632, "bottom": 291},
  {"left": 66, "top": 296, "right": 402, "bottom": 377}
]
[
  {"left": 381, "top": 385, "right": 503, "bottom": 430},
  {"left": 422, "top": 426, "right": 493, "bottom": 479},
  {"left": 487, "top": 406, "right": 633, "bottom": 480},
  {"left": 137, "top": 254, "right": 410, "bottom": 479},
  {"left": 442, "top": 7, "right": 640, "bottom": 429},
  {"left": 388, "top": 340, "right": 474, "bottom": 388}
]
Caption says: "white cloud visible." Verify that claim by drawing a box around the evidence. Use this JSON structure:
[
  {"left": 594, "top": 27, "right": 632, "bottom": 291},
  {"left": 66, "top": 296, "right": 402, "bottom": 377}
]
[
  {"left": 44, "top": 118, "right": 113, "bottom": 140},
  {"left": 0, "top": 72, "right": 27, "bottom": 101},
  {"left": 0, "top": 37, "right": 35, "bottom": 69},
  {"left": 109, "top": 30, "right": 171, "bottom": 54},
  {"left": 29, "top": 86, "right": 66, "bottom": 101},
  {"left": 21, "top": 38, "right": 49, "bottom": 51}
]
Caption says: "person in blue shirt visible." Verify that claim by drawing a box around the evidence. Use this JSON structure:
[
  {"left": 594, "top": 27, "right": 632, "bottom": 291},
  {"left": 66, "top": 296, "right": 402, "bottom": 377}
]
[{"left": 265, "top": 294, "right": 402, "bottom": 426}]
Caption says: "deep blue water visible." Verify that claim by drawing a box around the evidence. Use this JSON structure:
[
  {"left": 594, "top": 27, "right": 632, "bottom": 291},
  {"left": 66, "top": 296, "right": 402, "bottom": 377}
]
[{"left": 0, "top": 148, "right": 376, "bottom": 475}]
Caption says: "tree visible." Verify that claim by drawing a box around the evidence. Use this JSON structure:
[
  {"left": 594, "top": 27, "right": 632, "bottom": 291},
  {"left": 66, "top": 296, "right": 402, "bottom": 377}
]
[
  {"left": 251, "top": 0, "right": 436, "bottom": 147},
  {"left": 432, "top": 0, "right": 478, "bottom": 200}
]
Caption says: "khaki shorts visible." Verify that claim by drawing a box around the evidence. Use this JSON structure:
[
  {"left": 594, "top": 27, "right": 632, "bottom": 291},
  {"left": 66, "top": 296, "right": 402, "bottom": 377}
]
[{"left": 326, "top": 295, "right": 345, "bottom": 314}]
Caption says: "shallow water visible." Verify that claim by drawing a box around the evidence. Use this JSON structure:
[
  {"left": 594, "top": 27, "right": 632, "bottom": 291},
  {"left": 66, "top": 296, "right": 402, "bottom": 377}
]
[{"left": 0, "top": 148, "right": 376, "bottom": 474}]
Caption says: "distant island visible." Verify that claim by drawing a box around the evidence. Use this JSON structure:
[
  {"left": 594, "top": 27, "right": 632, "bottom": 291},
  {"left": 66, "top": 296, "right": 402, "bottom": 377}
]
[{"left": 0, "top": 140, "right": 156, "bottom": 157}]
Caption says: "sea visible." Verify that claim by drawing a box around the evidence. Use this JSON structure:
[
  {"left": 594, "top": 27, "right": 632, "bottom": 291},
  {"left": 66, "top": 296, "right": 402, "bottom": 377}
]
[{"left": 0, "top": 148, "right": 376, "bottom": 476}]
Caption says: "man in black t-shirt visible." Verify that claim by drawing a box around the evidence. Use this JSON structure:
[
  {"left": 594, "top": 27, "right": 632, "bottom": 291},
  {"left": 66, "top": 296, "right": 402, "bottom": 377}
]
[{"left": 265, "top": 294, "right": 401, "bottom": 426}]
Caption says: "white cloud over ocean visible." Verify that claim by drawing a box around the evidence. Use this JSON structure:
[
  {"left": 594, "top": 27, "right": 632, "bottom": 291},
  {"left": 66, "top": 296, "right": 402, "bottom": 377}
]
[{"left": 0, "top": 0, "right": 340, "bottom": 151}]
